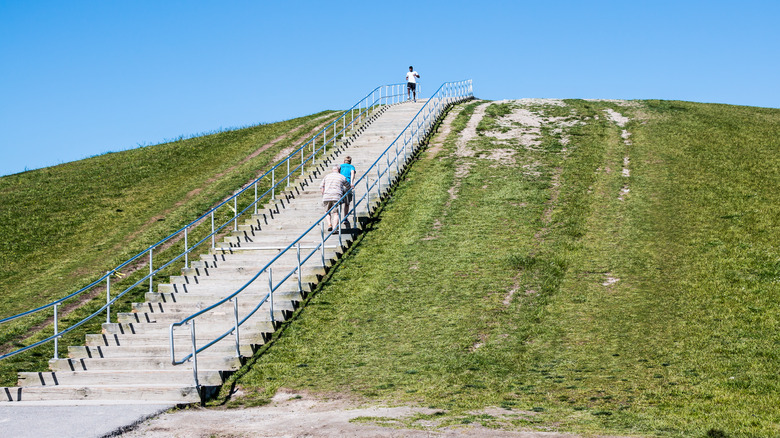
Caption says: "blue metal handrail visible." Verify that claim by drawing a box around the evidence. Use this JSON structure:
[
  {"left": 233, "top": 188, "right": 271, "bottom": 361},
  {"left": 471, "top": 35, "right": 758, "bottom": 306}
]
[
  {"left": 169, "top": 80, "right": 473, "bottom": 387},
  {"left": 0, "top": 82, "right": 414, "bottom": 361}
]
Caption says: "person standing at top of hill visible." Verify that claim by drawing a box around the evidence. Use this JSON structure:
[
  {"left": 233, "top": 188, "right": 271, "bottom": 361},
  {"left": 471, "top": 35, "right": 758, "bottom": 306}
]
[
  {"left": 320, "top": 165, "right": 350, "bottom": 232},
  {"left": 339, "top": 156, "right": 356, "bottom": 227},
  {"left": 406, "top": 66, "right": 420, "bottom": 102}
]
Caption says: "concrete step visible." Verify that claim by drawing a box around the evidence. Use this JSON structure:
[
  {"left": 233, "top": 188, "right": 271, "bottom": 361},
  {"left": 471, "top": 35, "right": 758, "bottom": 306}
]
[
  {"left": 179, "top": 264, "right": 327, "bottom": 280},
  {"left": 249, "top": 203, "right": 381, "bottom": 222},
  {"left": 222, "top": 227, "right": 359, "bottom": 242},
  {"left": 87, "top": 330, "right": 269, "bottom": 347},
  {"left": 164, "top": 273, "right": 319, "bottom": 290},
  {"left": 156, "top": 280, "right": 304, "bottom": 295},
  {"left": 49, "top": 356, "right": 241, "bottom": 372},
  {"left": 153, "top": 284, "right": 307, "bottom": 305},
  {"left": 68, "top": 342, "right": 258, "bottom": 359},
  {"left": 130, "top": 298, "right": 298, "bottom": 314},
  {"left": 232, "top": 219, "right": 355, "bottom": 234},
  {"left": 117, "top": 308, "right": 290, "bottom": 324},
  {"left": 2, "top": 384, "right": 202, "bottom": 403},
  {"left": 147, "top": 289, "right": 306, "bottom": 305},
  {"left": 232, "top": 218, "right": 365, "bottom": 236},
  {"left": 18, "top": 369, "right": 227, "bottom": 387},
  {"left": 193, "top": 250, "right": 341, "bottom": 268},
  {"left": 219, "top": 234, "right": 357, "bottom": 250},
  {"left": 101, "top": 321, "right": 274, "bottom": 336},
  {"left": 167, "top": 268, "right": 308, "bottom": 284}
]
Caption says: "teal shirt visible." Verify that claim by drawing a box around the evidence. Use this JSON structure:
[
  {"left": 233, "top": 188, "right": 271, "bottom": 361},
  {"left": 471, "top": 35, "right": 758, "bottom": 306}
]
[{"left": 340, "top": 163, "right": 355, "bottom": 183}]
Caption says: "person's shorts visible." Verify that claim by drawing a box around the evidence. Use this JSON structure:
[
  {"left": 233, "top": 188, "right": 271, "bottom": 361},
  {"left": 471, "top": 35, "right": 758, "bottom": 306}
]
[
  {"left": 323, "top": 200, "right": 339, "bottom": 210},
  {"left": 344, "top": 191, "right": 353, "bottom": 203},
  {"left": 407, "top": 82, "right": 416, "bottom": 91}
]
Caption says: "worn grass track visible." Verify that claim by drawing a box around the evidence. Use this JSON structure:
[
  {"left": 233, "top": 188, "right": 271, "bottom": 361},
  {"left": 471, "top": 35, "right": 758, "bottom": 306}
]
[{"left": 228, "top": 99, "right": 780, "bottom": 437}]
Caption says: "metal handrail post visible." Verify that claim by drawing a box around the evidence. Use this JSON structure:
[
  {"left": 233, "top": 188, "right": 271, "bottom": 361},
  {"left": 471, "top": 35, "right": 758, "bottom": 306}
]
[
  {"left": 211, "top": 212, "right": 215, "bottom": 250},
  {"left": 271, "top": 169, "right": 275, "bottom": 201},
  {"left": 190, "top": 321, "right": 199, "bottom": 388},
  {"left": 320, "top": 222, "right": 326, "bottom": 268},
  {"left": 352, "top": 188, "right": 357, "bottom": 226},
  {"left": 233, "top": 297, "right": 240, "bottom": 357},
  {"left": 395, "top": 146, "right": 400, "bottom": 175},
  {"left": 233, "top": 197, "right": 238, "bottom": 231},
  {"left": 337, "top": 208, "right": 342, "bottom": 247},
  {"left": 149, "top": 248, "right": 154, "bottom": 293},
  {"left": 387, "top": 155, "right": 393, "bottom": 186},
  {"left": 376, "top": 167, "right": 381, "bottom": 198},
  {"left": 184, "top": 227, "right": 189, "bottom": 269},
  {"left": 296, "top": 242, "right": 302, "bottom": 293},
  {"left": 253, "top": 182, "right": 258, "bottom": 214},
  {"left": 385, "top": 151, "right": 390, "bottom": 173},
  {"left": 53, "top": 304, "right": 58, "bottom": 360},
  {"left": 286, "top": 159, "right": 290, "bottom": 188},
  {"left": 106, "top": 273, "right": 111, "bottom": 324},
  {"left": 268, "top": 268, "right": 274, "bottom": 323},
  {"left": 366, "top": 176, "right": 371, "bottom": 214},
  {"left": 169, "top": 326, "right": 175, "bottom": 364}
]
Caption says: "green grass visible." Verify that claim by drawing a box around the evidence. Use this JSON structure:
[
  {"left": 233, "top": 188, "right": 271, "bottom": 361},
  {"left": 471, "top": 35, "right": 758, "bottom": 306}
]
[
  {"left": 227, "top": 99, "right": 780, "bottom": 437},
  {"left": 0, "top": 110, "right": 342, "bottom": 384}
]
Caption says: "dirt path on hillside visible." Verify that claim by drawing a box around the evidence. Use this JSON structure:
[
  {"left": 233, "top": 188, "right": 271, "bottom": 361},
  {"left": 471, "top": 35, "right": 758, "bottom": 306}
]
[{"left": 423, "top": 104, "right": 467, "bottom": 159}]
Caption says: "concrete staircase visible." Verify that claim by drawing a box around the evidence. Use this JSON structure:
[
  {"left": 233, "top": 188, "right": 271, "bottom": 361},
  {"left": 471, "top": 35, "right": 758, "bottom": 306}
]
[{"left": 1, "top": 100, "right": 428, "bottom": 405}]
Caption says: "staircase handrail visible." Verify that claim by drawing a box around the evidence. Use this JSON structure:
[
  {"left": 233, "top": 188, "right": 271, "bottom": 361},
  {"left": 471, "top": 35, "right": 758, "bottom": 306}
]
[
  {"left": 0, "top": 82, "right": 415, "bottom": 361},
  {"left": 168, "top": 80, "right": 474, "bottom": 387}
]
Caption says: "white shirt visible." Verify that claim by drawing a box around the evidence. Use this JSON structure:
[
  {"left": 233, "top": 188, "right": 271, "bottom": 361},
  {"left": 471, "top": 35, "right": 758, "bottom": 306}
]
[{"left": 406, "top": 71, "right": 418, "bottom": 84}]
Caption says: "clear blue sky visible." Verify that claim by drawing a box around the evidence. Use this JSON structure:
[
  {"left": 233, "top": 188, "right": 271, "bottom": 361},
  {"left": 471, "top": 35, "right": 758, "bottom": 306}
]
[{"left": 1, "top": 0, "right": 778, "bottom": 176}]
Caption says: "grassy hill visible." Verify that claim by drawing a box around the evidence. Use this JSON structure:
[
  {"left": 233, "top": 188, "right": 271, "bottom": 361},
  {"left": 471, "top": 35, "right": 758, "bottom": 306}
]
[
  {"left": 2, "top": 98, "right": 779, "bottom": 436},
  {"left": 0, "top": 110, "right": 339, "bottom": 383},
  {"left": 223, "top": 99, "right": 780, "bottom": 437}
]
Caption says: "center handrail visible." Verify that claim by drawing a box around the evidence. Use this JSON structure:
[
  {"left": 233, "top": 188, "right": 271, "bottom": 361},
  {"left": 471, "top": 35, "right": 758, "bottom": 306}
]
[
  {"left": 169, "top": 80, "right": 474, "bottom": 387},
  {"left": 0, "top": 82, "right": 415, "bottom": 361}
]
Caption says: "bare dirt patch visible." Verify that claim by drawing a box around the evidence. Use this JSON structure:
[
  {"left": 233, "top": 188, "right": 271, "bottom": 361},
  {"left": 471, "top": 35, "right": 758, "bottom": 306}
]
[
  {"left": 456, "top": 102, "right": 489, "bottom": 158},
  {"left": 424, "top": 105, "right": 466, "bottom": 160},
  {"left": 602, "top": 275, "right": 620, "bottom": 287},
  {"left": 119, "top": 390, "right": 583, "bottom": 438},
  {"left": 618, "top": 185, "right": 630, "bottom": 202},
  {"left": 503, "top": 287, "right": 518, "bottom": 306},
  {"left": 481, "top": 148, "right": 517, "bottom": 166},
  {"left": 446, "top": 102, "right": 490, "bottom": 203},
  {"left": 481, "top": 101, "right": 579, "bottom": 152},
  {"left": 603, "top": 109, "right": 629, "bottom": 127}
]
